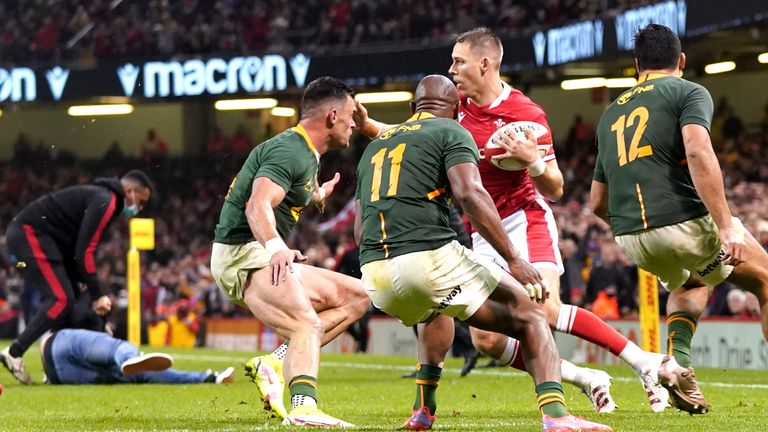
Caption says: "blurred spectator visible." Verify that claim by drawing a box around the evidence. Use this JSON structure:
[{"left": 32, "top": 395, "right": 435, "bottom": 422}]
[
  {"left": 206, "top": 127, "right": 230, "bottom": 156},
  {"left": 140, "top": 129, "right": 168, "bottom": 164},
  {"left": 0, "top": 0, "right": 622, "bottom": 62},
  {"left": 564, "top": 115, "right": 595, "bottom": 158},
  {"left": 230, "top": 125, "right": 253, "bottom": 158},
  {"left": 0, "top": 290, "right": 20, "bottom": 339},
  {"left": 722, "top": 108, "right": 744, "bottom": 141},
  {"left": 584, "top": 241, "right": 634, "bottom": 317},
  {"left": 102, "top": 141, "right": 126, "bottom": 168},
  {"left": 167, "top": 299, "right": 200, "bottom": 348},
  {"left": 725, "top": 289, "right": 760, "bottom": 319},
  {"left": 761, "top": 104, "right": 768, "bottom": 137}
]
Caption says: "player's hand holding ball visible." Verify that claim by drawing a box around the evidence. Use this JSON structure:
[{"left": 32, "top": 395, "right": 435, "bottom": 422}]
[{"left": 485, "top": 121, "right": 551, "bottom": 174}]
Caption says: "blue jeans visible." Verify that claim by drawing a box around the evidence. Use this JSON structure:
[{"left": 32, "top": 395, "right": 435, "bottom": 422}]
[{"left": 49, "top": 329, "right": 207, "bottom": 384}]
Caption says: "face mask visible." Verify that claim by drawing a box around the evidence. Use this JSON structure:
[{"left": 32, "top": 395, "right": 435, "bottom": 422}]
[
  {"left": 123, "top": 189, "right": 140, "bottom": 218},
  {"left": 122, "top": 203, "right": 139, "bottom": 218}
]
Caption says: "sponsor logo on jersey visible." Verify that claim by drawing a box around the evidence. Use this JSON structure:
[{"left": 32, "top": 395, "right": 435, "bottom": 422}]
[
  {"left": 697, "top": 250, "right": 725, "bottom": 278},
  {"left": 437, "top": 286, "right": 462, "bottom": 309},
  {"left": 458, "top": 112, "right": 466, "bottom": 124},
  {"left": 616, "top": 84, "right": 655, "bottom": 105},
  {"left": 380, "top": 123, "right": 421, "bottom": 139}
]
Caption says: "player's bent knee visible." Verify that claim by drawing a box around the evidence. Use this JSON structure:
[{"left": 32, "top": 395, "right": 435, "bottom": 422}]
[
  {"left": 513, "top": 304, "right": 548, "bottom": 332},
  {"left": 349, "top": 293, "right": 371, "bottom": 320},
  {"left": 288, "top": 313, "right": 325, "bottom": 340},
  {"left": 541, "top": 296, "right": 562, "bottom": 319},
  {"left": 469, "top": 328, "right": 504, "bottom": 355}
]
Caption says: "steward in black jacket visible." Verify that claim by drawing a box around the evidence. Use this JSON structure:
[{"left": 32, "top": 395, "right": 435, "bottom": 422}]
[{"left": 0, "top": 170, "right": 152, "bottom": 384}]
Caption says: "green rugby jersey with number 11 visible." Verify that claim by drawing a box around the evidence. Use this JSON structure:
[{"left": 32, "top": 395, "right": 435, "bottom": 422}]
[{"left": 356, "top": 112, "right": 479, "bottom": 265}]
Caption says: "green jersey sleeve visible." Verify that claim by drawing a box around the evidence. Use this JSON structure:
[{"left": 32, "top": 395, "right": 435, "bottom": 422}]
[
  {"left": 255, "top": 144, "right": 296, "bottom": 193},
  {"left": 679, "top": 83, "right": 714, "bottom": 131},
  {"left": 443, "top": 123, "right": 480, "bottom": 169}
]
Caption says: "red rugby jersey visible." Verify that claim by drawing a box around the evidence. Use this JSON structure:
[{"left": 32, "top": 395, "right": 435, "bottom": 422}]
[{"left": 458, "top": 82, "right": 556, "bottom": 219}]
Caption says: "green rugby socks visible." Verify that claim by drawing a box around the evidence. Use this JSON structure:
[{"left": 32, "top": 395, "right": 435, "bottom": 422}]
[
  {"left": 536, "top": 381, "right": 568, "bottom": 418},
  {"left": 413, "top": 364, "right": 442, "bottom": 414},
  {"left": 290, "top": 375, "right": 318, "bottom": 409},
  {"left": 666, "top": 311, "right": 697, "bottom": 367}
]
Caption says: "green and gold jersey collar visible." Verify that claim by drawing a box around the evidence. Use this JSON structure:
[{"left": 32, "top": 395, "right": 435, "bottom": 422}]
[
  {"left": 405, "top": 112, "right": 436, "bottom": 122},
  {"left": 637, "top": 73, "right": 672, "bottom": 84},
  {"left": 291, "top": 123, "right": 320, "bottom": 162}
]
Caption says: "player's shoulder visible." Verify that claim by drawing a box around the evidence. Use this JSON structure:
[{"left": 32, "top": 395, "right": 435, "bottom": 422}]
[
  {"left": 266, "top": 128, "right": 304, "bottom": 147},
  {"left": 677, "top": 77, "right": 710, "bottom": 95},
  {"left": 257, "top": 128, "right": 311, "bottom": 158},
  {"left": 426, "top": 117, "right": 474, "bottom": 140},
  {"left": 501, "top": 87, "right": 547, "bottom": 117},
  {"left": 425, "top": 116, "right": 463, "bottom": 129}
]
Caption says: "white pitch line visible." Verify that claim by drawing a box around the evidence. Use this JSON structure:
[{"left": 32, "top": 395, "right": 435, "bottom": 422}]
[{"left": 172, "top": 353, "right": 768, "bottom": 389}]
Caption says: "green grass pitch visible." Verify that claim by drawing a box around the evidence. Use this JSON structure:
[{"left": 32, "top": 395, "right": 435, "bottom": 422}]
[{"left": 1, "top": 343, "right": 767, "bottom": 431}]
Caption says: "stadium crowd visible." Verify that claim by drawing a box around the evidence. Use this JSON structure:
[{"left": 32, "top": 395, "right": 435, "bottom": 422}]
[
  {"left": 3, "top": 0, "right": 661, "bottom": 63},
  {"left": 1, "top": 104, "right": 765, "bottom": 346}
]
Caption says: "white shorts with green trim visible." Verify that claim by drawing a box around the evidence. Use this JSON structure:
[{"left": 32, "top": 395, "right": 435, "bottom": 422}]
[
  {"left": 615, "top": 214, "right": 737, "bottom": 291},
  {"left": 361, "top": 240, "right": 503, "bottom": 327},
  {"left": 210, "top": 241, "right": 271, "bottom": 306}
]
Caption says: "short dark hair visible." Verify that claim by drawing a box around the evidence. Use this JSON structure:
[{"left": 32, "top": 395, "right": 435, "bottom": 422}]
[
  {"left": 300, "top": 76, "right": 354, "bottom": 117},
  {"left": 455, "top": 27, "right": 503, "bottom": 54},
  {"left": 633, "top": 24, "right": 681, "bottom": 72},
  {"left": 122, "top": 169, "right": 154, "bottom": 195}
]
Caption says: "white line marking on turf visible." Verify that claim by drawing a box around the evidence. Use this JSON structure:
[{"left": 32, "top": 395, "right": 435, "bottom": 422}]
[{"left": 172, "top": 353, "right": 768, "bottom": 389}]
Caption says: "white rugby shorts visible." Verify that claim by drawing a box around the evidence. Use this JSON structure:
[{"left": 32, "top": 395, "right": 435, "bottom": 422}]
[
  {"left": 615, "top": 214, "right": 736, "bottom": 291},
  {"left": 361, "top": 241, "right": 503, "bottom": 326}
]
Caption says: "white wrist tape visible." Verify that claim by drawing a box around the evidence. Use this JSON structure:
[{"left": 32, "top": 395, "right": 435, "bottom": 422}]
[
  {"left": 265, "top": 237, "right": 289, "bottom": 255},
  {"left": 527, "top": 158, "right": 547, "bottom": 177},
  {"left": 364, "top": 119, "right": 384, "bottom": 139}
]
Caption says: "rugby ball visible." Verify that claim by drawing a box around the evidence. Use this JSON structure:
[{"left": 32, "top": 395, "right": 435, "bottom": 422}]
[{"left": 485, "top": 121, "right": 551, "bottom": 171}]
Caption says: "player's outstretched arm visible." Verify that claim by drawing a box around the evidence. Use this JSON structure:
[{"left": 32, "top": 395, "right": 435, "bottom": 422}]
[
  {"left": 246, "top": 177, "right": 307, "bottom": 285},
  {"left": 313, "top": 172, "right": 341, "bottom": 212},
  {"left": 448, "top": 162, "right": 546, "bottom": 303},
  {"left": 682, "top": 123, "right": 745, "bottom": 265},
  {"left": 354, "top": 100, "right": 396, "bottom": 140}
]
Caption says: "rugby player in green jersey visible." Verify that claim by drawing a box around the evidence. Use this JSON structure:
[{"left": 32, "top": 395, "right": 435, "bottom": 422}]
[
  {"left": 210, "top": 76, "right": 370, "bottom": 428},
  {"left": 590, "top": 24, "right": 768, "bottom": 415},
  {"left": 356, "top": 74, "right": 612, "bottom": 432}
]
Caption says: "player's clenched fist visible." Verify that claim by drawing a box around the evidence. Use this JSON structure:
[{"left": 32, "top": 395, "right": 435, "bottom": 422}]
[{"left": 506, "top": 258, "right": 548, "bottom": 304}]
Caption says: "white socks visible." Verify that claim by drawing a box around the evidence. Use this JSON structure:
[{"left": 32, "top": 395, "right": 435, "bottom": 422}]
[
  {"left": 498, "top": 337, "right": 520, "bottom": 365},
  {"left": 560, "top": 359, "right": 593, "bottom": 386},
  {"left": 555, "top": 305, "right": 578, "bottom": 333},
  {"left": 617, "top": 341, "right": 650, "bottom": 373},
  {"left": 291, "top": 394, "right": 317, "bottom": 409}
]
